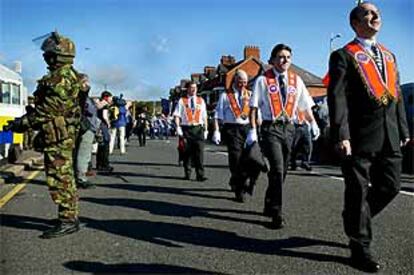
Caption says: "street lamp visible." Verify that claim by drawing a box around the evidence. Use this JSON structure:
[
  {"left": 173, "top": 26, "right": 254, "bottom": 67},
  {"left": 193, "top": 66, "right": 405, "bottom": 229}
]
[{"left": 330, "top": 33, "right": 342, "bottom": 53}]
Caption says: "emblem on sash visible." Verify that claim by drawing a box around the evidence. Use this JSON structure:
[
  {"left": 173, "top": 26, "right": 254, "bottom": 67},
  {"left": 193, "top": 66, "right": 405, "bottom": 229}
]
[
  {"left": 269, "top": 85, "right": 278, "bottom": 93},
  {"left": 356, "top": 52, "right": 369, "bottom": 63},
  {"left": 288, "top": 86, "right": 296, "bottom": 94}
]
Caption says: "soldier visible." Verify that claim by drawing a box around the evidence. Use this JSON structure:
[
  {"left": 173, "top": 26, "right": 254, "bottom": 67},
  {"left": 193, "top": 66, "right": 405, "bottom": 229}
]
[
  {"left": 248, "top": 43, "right": 320, "bottom": 229},
  {"left": 3, "top": 31, "right": 85, "bottom": 238},
  {"left": 213, "top": 69, "right": 252, "bottom": 202},
  {"left": 173, "top": 81, "right": 208, "bottom": 181}
]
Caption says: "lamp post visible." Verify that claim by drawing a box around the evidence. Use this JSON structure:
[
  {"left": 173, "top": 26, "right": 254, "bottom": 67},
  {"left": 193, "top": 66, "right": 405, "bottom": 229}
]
[{"left": 330, "top": 33, "right": 342, "bottom": 53}]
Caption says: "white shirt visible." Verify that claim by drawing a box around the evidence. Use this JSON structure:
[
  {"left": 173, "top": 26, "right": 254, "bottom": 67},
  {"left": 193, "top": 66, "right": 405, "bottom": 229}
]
[
  {"left": 214, "top": 87, "right": 250, "bottom": 125},
  {"left": 356, "top": 37, "right": 378, "bottom": 56},
  {"left": 250, "top": 68, "right": 314, "bottom": 121},
  {"left": 173, "top": 95, "right": 207, "bottom": 126}
]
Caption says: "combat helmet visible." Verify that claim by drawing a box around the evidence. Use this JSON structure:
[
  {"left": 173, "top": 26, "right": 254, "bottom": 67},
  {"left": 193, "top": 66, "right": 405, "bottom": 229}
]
[{"left": 41, "top": 31, "right": 76, "bottom": 63}]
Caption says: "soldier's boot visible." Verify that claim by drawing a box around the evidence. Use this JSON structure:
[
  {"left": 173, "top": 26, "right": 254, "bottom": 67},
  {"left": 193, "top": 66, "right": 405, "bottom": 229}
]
[{"left": 40, "top": 219, "right": 80, "bottom": 239}]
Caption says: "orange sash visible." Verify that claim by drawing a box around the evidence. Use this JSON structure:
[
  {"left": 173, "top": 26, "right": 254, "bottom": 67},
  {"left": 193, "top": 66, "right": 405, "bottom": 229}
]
[
  {"left": 265, "top": 69, "right": 297, "bottom": 120},
  {"left": 183, "top": 96, "right": 203, "bottom": 124},
  {"left": 226, "top": 88, "right": 251, "bottom": 119},
  {"left": 345, "top": 41, "right": 398, "bottom": 105}
]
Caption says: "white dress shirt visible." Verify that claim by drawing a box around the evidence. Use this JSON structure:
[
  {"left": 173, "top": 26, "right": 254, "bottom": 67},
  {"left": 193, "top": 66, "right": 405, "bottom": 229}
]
[
  {"left": 214, "top": 87, "right": 250, "bottom": 125},
  {"left": 250, "top": 68, "right": 314, "bottom": 121},
  {"left": 173, "top": 95, "right": 207, "bottom": 126}
]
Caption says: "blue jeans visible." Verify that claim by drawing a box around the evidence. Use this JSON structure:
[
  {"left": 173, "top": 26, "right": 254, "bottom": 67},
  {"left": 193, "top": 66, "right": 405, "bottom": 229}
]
[{"left": 76, "top": 130, "right": 95, "bottom": 183}]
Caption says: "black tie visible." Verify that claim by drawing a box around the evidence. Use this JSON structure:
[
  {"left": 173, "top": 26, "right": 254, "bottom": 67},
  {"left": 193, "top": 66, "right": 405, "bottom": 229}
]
[
  {"left": 190, "top": 97, "right": 195, "bottom": 112},
  {"left": 371, "top": 45, "right": 384, "bottom": 76},
  {"left": 278, "top": 74, "right": 287, "bottom": 104}
]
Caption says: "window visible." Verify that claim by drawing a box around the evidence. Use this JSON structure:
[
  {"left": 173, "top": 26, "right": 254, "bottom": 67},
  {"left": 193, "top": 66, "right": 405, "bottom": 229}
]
[
  {"left": 0, "top": 82, "right": 10, "bottom": 104},
  {"left": 11, "top": 84, "right": 20, "bottom": 105}
]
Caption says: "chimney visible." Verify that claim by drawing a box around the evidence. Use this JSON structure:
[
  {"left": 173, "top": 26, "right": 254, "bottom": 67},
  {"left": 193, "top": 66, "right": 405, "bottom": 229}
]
[
  {"left": 204, "top": 66, "right": 216, "bottom": 75},
  {"left": 244, "top": 46, "right": 260, "bottom": 60},
  {"left": 13, "top": 61, "right": 22, "bottom": 73}
]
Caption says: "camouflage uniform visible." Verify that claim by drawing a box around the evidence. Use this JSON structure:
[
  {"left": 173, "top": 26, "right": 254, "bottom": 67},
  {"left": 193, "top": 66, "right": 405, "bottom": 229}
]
[
  {"left": 5, "top": 32, "right": 83, "bottom": 223},
  {"left": 34, "top": 64, "right": 82, "bottom": 221}
]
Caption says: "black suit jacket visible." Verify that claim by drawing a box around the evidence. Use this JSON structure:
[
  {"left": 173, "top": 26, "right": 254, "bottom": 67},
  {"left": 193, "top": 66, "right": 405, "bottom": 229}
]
[{"left": 327, "top": 46, "right": 409, "bottom": 154}]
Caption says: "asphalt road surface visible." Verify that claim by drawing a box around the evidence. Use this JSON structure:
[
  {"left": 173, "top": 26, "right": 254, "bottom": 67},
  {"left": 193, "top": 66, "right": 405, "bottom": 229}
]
[{"left": 1, "top": 136, "right": 413, "bottom": 274}]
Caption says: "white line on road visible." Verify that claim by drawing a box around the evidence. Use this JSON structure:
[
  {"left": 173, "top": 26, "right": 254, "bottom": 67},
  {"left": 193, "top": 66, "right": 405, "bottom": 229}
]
[
  {"left": 311, "top": 171, "right": 414, "bottom": 197},
  {"left": 208, "top": 150, "right": 413, "bottom": 197}
]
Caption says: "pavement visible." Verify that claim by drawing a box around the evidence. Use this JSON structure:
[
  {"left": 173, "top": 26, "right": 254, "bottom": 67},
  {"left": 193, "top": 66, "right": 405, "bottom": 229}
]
[
  {"left": 0, "top": 137, "right": 413, "bottom": 274},
  {"left": 0, "top": 150, "right": 43, "bottom": 208}
]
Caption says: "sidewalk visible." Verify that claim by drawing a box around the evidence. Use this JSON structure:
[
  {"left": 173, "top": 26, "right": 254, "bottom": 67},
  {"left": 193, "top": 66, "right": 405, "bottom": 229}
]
[{"left": 0, "top": 150, "right": 43, "bottom": 208}]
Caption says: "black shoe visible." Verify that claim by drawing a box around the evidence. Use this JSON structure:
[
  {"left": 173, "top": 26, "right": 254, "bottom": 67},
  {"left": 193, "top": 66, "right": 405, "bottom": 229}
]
[
  {"left": 301, "top": 163, "right": 312, "bottom": 171},
  {"left": 235, "top": 191, "right": 245, "bottom": 203},
  {"left": 196, "top": 176, "right": 208, "bottom": 182},
  {"left": 77, "top": 181, "right": 96, "bottom": 189},
  {"left": 263, "top": 207, "right": 272, "bottom": 217},
  {"left": 269, "top": 215, "right": 285, "bottom": 229},
  {"left": 40, "top": 219, "right": 80, "bottom": 239},
  {"left": 350, "top": 254, "right": 381, "bottom": 273},
  {"left": 290, "top": 164, "right": 297, "bottom": 171}
]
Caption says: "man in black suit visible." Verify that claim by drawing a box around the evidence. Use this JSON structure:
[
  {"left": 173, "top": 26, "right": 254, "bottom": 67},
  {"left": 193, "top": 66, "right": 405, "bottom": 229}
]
[{"left": 327, "top": 2, "right": 409, "bottom": 273}]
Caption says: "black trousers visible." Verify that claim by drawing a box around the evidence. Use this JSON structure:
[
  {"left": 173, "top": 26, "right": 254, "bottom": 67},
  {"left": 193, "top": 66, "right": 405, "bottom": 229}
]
[
  {"left": 290, "top": 124, "right": 312, "bottom": 166},
  {"left": 260, "top": 121, "right": 295, "bottom": 217},
  {"left": 222, "top": 124, "right": 249, "bottom": 191},
  {"left": 341, "top": 149, "right": 401, "bottom": 252},
  {"left": 182, "top": 125, "right": 205, "bottom": 178},
  {"left": 96, "top": 143, "right": 110, "bottom": 169},
  {"left": 137, "top": 128, "right": 146, "bottom": 146}
]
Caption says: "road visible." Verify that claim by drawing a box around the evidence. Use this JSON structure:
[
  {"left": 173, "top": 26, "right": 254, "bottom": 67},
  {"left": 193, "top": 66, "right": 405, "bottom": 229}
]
[{"left": 1, "top": 136, "right": 413, "bottom": 274}]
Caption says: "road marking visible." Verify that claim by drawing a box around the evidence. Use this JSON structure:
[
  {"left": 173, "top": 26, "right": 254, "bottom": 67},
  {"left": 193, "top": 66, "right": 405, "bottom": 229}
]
[
  {"left": 400, "top": 191, "right": 414, "bottom": 197},
  {"left": 209, "top": 151, "right": 414, "bottom": 197},
  {"left": 213, "top": 152, "right": 228, "bottom": 156},
  {"left": 311, "top": 171, "right": 414, "bottom": 197},
  {"left": 0, "top": 170, "right": 41, "bottom": 208}
]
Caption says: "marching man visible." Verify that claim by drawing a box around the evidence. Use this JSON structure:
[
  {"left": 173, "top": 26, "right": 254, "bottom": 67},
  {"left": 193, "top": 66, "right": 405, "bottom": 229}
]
[
  {"left": 248, "top": 43, "right": 320, "bottom": 229},
  {"left": 174, "top": 81, "right": 209, "bottom": 182},
  {"left": 213, "top": 69, "right": 252, "bottom": 202}
]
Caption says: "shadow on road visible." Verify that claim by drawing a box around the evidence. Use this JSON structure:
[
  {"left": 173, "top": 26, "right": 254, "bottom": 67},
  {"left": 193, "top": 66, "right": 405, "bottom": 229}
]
[
  {"left": 63, "top": 261, "right": 224, "bottom": 274},
  {"left": 111, "top": 160, "right": 229, "bottom": 169},
  {"left": 80, "top": 217, "right": 349, "bottom": 264},
  {"left": 82, "top": 197, "right": 266, "bottom": 226},
  {"left": 1, "top": 214, "right": 349, "bottom": 268},
  {"left": 401, "top": 186, "right": 414, "bottom": 192},
  {"left": 100, "top": 183, "right": 232, "bottom": 200},
  {"left": 105, "top": 171, "right": 185, "bottom": 181},
  {"left": 0, "top": 214, "right": 54, "bottom": 231}
]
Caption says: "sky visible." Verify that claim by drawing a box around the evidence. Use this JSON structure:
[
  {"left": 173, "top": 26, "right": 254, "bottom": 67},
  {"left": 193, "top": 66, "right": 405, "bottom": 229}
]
[{"left": 0, "top": 0, "right": 413, "bottom": 101}]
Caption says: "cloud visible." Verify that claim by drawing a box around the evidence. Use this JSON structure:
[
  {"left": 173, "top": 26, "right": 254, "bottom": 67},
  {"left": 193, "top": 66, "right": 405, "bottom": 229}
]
[
  {"left": 87, "top": 64, "right": 165, "bottom": 101},
  {"left": 151, "top": 36, "right": 169, "bottom": 54},
  {"left": 90, "top": 65, "right": 128, "bottom": 88}
]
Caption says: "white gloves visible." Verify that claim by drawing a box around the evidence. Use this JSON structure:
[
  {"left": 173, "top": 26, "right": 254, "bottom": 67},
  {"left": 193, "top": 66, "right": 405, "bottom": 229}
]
[
  {"left": 246, "top": 129, "right": 258, "bottom": 146},
  {"left": 204, "top": 130, "right": 209, "bottom": 140},
  {"left": 212, "top": 130, "right": 221, "bottom": 144},
  {"left": 176, "top": 126, "right": 183, "bottom": 137},
  {"left": 310, "top": 121, "right": 320, "bottom": 141}
]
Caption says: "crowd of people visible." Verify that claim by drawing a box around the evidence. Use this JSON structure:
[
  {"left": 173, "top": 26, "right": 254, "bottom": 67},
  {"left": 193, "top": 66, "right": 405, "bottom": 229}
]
[{"left": 2, "top": 2, "right": 411, "bottom": 273}]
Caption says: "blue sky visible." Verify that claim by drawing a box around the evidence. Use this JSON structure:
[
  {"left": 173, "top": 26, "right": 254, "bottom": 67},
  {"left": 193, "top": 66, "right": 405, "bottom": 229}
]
[{"left": 0, "top": 0, "right": 413, "bottom": 100}]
